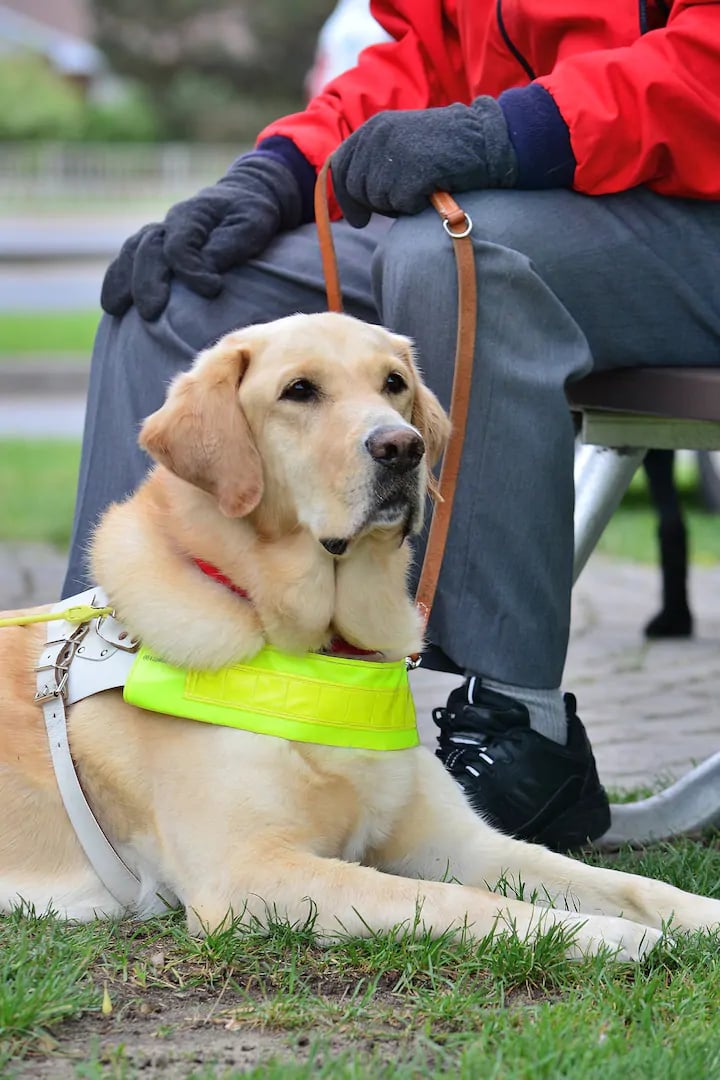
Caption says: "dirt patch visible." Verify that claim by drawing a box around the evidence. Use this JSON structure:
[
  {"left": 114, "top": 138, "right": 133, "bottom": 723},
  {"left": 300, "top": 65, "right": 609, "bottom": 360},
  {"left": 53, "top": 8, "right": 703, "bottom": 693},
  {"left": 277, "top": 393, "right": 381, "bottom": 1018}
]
[
  {"left": 7, "top": 986, "right": 415, "bottom": 1079},
  {"left": 11, "top": 990, "right": 291, "bottom": 1077}
]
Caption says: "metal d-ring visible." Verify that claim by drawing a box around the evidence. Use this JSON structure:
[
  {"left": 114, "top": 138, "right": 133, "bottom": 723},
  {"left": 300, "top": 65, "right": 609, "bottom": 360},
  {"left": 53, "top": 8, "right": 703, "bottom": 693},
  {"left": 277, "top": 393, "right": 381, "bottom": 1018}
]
[{"left": 442, "top": 212, "right": 473, "bottom": 239}]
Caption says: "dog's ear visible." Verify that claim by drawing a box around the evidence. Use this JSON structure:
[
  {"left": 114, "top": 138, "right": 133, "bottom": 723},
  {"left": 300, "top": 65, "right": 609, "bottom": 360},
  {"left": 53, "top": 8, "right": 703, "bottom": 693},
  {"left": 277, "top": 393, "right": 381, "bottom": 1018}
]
[
  {"left": 390, "top": 334, "right": 451, "bottom": 469},
  {"left": 139, "top": 333, "right": 263, "bottom": 518},
  {"left": 412, "top": 382, "right": 452, "bottom": 469}
]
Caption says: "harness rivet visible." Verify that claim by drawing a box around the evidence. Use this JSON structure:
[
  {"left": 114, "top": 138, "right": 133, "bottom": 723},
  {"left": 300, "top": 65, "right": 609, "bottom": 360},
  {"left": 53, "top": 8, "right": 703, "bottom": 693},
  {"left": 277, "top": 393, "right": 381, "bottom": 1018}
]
[
  {"left": 77, "top": 646, "right": 85, "bottom": 654},
  {"left": 118, "top": 631, "right": 128, "bottom": 641},
  {"left": 100, "top": 648, "right": 109, "bottom": 657}
]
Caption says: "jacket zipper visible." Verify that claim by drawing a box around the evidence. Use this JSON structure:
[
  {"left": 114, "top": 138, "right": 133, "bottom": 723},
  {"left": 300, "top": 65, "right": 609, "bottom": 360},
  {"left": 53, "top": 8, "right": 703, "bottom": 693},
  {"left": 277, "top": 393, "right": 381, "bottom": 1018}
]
[
  {"left": 495, "top": 0, "right": 536, "bottom": 80},
  {"left": 496, "top": 1, "right": 668, "bottom": 81}
]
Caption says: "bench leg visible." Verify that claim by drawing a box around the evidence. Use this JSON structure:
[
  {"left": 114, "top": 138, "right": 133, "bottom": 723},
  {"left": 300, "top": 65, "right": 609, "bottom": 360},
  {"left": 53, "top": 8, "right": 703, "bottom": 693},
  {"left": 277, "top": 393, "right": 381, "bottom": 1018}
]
[
  {"left": 595, "top": 751, "right": 720, "bottom": 847},
  {"left": 573, "top": 443, "right": 646, "bottom": 583},
  {"left": 573, "top": 442, "right": 720, "bottom": 845}
]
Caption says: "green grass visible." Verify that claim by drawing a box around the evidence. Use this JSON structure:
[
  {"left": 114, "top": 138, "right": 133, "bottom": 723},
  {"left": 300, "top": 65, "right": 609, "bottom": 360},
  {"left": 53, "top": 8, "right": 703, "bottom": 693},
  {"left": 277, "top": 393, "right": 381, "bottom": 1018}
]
[
  {"left": 0, "top": 439, "right": 81, "bottom": 548},
  {"left": 2, "top": 836, "right": 720, "bottom": 1076},
  {"left": 597, "top": 486, "right": 720, "bottom": 565},
  {"left": 0, "top": 311, "right": 99, "bottom": 357},
  {"left": 0, "top": 910, "right": 115, "bottom": 1066}
]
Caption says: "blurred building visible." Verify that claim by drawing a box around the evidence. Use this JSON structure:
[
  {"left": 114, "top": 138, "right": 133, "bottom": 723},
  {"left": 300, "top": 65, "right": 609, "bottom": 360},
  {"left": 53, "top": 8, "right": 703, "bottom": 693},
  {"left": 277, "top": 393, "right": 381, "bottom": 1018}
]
[
  {"left": 0, "top": 0, "right": 103, "bottom": 91},
  {"left": 306, "top": 0, "right": 391, "bottom": 99}
]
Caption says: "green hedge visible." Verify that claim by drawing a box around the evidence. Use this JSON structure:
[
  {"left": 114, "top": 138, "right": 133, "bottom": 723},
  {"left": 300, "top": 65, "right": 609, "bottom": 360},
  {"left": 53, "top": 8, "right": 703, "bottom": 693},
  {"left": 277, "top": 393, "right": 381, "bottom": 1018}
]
[{"left": 0, "top": 55, "right": 157, "bottom": 142}]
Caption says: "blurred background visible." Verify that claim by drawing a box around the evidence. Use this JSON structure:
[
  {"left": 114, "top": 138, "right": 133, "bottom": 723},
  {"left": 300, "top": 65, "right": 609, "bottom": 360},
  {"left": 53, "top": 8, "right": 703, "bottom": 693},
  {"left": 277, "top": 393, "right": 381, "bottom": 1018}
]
[
  {"left": 0, "top": 0, "right": 717, "bottom": 604},
  {"left": 0, "top": 0, "right": 337, "bottom": 565},
  {"left": 0, "top": 0, "right": 336, "bottom": 313}
]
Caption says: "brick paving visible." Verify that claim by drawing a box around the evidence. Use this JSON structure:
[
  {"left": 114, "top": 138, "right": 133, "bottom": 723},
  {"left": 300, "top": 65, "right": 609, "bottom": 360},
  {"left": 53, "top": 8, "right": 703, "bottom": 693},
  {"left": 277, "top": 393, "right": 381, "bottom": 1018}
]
[
  {"left": 1, "top": 543, "right": 718, "bottom": 793},
  {"left": 412, "top": 557, "right": 720, "bottom": 791}
]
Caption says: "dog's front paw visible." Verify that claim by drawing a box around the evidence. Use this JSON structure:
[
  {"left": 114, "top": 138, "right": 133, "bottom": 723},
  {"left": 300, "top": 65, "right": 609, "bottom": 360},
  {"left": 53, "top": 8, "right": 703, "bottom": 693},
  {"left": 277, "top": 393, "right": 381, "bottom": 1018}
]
[
  {"left": 562, "top": 912, "right": 663, "bottom": 961},
  {"left": 164, "top": 617, "right": 266, "bottom": 672},
  {"left": 663, "top": 892, "right": 720, "bottom": 935}
]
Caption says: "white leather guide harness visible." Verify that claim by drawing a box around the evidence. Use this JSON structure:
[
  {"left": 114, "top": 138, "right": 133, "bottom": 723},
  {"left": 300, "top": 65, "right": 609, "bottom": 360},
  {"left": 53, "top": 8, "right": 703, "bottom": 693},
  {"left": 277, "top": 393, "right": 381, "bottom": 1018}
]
[{"left": 33, "top": 587, "right": 417, "bottom": 912}]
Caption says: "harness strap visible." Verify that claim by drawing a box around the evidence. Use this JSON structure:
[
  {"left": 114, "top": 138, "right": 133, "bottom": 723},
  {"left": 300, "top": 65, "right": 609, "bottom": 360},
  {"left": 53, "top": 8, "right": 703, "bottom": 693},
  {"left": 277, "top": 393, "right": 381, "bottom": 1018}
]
[
  {"left": 39, "top": 684, "right": 142, "bottom": 908},
  {"left": 35, "top": 588, "right": 175, "bottom": 911}
]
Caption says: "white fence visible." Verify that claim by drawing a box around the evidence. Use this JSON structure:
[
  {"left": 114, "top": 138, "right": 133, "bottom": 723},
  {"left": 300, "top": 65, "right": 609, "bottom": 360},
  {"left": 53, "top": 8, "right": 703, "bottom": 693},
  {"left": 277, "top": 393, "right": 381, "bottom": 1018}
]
[{"left": 0, "top": 142, "right": 245, "bottom": 201}]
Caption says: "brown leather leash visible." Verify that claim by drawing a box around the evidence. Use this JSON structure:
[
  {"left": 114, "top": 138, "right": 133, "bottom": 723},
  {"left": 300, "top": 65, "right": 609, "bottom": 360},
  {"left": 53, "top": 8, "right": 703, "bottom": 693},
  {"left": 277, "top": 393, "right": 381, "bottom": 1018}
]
[{"left": 315, "top": 159, "right": 477, "bottom": 641}]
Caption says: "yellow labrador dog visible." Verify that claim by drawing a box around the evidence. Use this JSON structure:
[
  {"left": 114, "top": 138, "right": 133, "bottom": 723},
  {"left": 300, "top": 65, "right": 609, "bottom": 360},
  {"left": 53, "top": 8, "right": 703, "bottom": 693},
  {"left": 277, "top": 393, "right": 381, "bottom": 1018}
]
[{"left": 1, "top": 312, "right": 718, "bottom": 960}]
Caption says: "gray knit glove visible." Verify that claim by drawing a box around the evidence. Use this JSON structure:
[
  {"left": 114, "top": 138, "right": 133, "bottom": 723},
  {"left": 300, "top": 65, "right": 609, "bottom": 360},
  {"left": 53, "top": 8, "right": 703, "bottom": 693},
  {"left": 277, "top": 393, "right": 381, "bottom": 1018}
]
[
  {"left": 330, "top": 96, "right": 517, "bottom": 227},
  {"left": 101, "top": 154, "right": 304, "bottom": 321}
]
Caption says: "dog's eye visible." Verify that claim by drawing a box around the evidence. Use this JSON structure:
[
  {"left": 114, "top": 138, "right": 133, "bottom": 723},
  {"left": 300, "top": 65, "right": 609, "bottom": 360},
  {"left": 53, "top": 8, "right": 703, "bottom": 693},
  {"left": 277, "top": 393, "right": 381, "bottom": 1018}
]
[
  {"left": 384, "top": 372, "right": 408, "bottom": 395},
  {"left": 280, "top": 378, "right": 320, "bottom": 403}
]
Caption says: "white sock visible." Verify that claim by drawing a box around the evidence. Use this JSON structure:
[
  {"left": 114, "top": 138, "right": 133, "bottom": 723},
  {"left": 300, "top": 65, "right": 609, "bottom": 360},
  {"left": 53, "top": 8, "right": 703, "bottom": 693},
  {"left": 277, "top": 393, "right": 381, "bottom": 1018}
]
[{"left": 479, "top": 677, "right": 568, "bottom": 745}]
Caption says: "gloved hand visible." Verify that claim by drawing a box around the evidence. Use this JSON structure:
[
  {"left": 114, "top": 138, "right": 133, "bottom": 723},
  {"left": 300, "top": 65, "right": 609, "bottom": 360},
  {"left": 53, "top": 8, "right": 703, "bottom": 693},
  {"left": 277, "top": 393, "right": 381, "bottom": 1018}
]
[
  {"left": 101, "top": 154, "right": 305, "bottom": 321},
  {"left": 330, "top": 96, "right": 518, "bottom": 228}
]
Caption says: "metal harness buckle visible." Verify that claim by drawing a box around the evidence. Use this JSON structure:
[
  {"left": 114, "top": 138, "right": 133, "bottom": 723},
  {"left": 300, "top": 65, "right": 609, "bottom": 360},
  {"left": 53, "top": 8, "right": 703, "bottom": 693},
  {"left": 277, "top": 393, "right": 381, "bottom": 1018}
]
[{"left": 34, "top": 621, "right": 91, "bottom": 704}]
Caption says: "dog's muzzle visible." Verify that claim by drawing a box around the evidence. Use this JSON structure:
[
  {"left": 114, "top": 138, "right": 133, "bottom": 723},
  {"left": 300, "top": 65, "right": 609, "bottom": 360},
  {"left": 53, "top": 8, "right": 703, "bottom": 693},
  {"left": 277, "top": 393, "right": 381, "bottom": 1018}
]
[
  {"left": 321, "top": 537, "right": 349, "bottom": 556},
  {"left": 320, "top": 425, "right": 426, "bottom": 554},
  {"left": 365, "top": 424, "right": 425, "bottom": 533}
]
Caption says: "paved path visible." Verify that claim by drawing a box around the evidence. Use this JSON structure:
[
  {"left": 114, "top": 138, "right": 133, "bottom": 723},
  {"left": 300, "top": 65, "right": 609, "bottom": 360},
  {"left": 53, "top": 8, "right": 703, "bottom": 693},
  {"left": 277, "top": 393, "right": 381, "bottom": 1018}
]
[
  {"left": 0, "top": 395, "right": 86, "bottom": 437},
  {"left": 0, "top": 360, "right": 88, "bottom": 437},
  {"left": 1, "top": 542, "right": 718, "bottom": 792},
  {"left": 0, "top": 209, "right": 150, "bottom": 311},
  {"left": 0, "top": 214, "right": 147, "bottom": 261},
  {"left": 0, "top": 263, "right": 105, "bottom": 311}
]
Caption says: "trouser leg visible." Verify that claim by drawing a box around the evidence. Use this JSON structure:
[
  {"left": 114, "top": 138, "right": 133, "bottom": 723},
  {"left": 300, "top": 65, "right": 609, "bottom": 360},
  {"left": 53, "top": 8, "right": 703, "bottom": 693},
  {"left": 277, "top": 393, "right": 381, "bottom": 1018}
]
[
  {"left": 373, "top": 188, "right": 720, "bottom": 688},
  {"left": 62, "top": 219, "right": 390, "bottom": 596}
]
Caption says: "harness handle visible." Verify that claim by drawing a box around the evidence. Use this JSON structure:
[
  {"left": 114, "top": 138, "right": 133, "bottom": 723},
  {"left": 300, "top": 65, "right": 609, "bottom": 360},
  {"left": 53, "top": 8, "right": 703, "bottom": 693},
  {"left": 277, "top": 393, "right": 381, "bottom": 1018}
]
[
  {"left": 0, "top": 604, "right": 113, "bottom": 629},
  {"left": 314, "top": 160, "right": 477, "bottom": 645}
]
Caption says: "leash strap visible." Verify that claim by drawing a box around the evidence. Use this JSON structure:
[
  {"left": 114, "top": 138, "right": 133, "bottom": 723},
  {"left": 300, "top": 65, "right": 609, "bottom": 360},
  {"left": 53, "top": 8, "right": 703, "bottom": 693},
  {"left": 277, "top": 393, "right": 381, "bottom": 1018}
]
[{"left": 314, "top": 162, "right": 477, "bottom": 629}]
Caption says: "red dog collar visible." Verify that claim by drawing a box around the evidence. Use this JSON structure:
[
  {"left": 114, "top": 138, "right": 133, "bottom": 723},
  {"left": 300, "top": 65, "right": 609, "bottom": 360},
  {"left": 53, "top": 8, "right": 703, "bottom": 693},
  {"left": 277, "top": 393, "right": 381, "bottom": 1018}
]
[{"left": 192, "top": 557, "right": 379, "bottom": 658}]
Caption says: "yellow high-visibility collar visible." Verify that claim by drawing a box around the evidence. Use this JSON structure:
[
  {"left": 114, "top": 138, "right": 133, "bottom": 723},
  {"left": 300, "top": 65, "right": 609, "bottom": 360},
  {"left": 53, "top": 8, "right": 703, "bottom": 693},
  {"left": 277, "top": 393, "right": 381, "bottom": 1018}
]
[{"left": 124, "top": 644, "right": 419, "bottom": 752}]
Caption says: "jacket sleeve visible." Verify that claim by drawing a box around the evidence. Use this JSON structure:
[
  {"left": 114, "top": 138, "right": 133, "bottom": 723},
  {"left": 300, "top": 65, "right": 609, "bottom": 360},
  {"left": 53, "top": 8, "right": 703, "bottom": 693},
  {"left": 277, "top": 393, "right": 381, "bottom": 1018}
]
[
  {"left": 257, "top": 0, "right": 469, "bottom": 174},
  {"left": 529, "top": 0, "right": 720, "bottom": 198}
]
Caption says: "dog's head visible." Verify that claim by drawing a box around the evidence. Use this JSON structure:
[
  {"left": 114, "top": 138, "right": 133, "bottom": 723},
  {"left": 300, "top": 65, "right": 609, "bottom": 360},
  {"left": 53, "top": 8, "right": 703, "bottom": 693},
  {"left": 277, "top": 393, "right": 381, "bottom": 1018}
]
[{"left": 140, "top": 313, "right": 450, "bottom": 551}]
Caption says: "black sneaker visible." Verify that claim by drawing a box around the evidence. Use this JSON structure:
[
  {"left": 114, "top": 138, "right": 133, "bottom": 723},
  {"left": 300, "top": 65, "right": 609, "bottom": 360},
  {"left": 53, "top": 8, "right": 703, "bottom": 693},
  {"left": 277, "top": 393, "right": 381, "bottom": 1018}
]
[
  {"left": 644, "top": 603, "right": 693, "bottom": 639},
  {"left": 433, "top": 681, "right": 610, "bottom": 851}
]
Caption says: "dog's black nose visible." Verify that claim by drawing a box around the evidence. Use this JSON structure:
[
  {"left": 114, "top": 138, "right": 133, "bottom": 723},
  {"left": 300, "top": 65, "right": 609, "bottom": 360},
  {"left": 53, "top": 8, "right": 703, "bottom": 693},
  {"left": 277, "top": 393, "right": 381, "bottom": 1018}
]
[{"left": 365, "top": 425, "right": 425, "bottom": 473}]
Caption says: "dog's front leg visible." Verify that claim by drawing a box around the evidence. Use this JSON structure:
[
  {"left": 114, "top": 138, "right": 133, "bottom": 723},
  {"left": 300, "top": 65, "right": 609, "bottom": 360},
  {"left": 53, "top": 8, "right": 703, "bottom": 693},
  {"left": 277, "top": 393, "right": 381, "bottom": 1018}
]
[
  {"left": 333, "top": 537, "right": 424, "bottom": 660},
  {"left": 372, "top": 750, "right": 720, "bottom": 937},
  {"left": 179, "top": 842, "right": 657, "bottom": 960}
]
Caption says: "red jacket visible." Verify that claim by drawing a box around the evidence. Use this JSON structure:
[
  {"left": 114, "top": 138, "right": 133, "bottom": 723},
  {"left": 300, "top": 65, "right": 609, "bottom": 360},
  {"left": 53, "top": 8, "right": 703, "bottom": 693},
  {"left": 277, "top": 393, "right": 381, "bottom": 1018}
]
[{"left": 259, "top": 0, "right": 720, "bottom": 201}]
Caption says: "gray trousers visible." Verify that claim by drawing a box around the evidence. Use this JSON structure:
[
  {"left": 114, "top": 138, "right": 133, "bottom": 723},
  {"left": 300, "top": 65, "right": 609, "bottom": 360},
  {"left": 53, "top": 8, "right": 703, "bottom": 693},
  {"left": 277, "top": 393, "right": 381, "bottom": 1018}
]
[{"left": 63, "top": 188, "right": 720, "bottom": 688}]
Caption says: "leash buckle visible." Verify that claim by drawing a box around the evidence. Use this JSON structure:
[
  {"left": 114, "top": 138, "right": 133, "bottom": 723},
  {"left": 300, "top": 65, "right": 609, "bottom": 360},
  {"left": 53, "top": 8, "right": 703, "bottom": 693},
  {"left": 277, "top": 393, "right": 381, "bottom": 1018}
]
[{"left": 442, "top": 211, "right": 473, "bottom": 239}]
